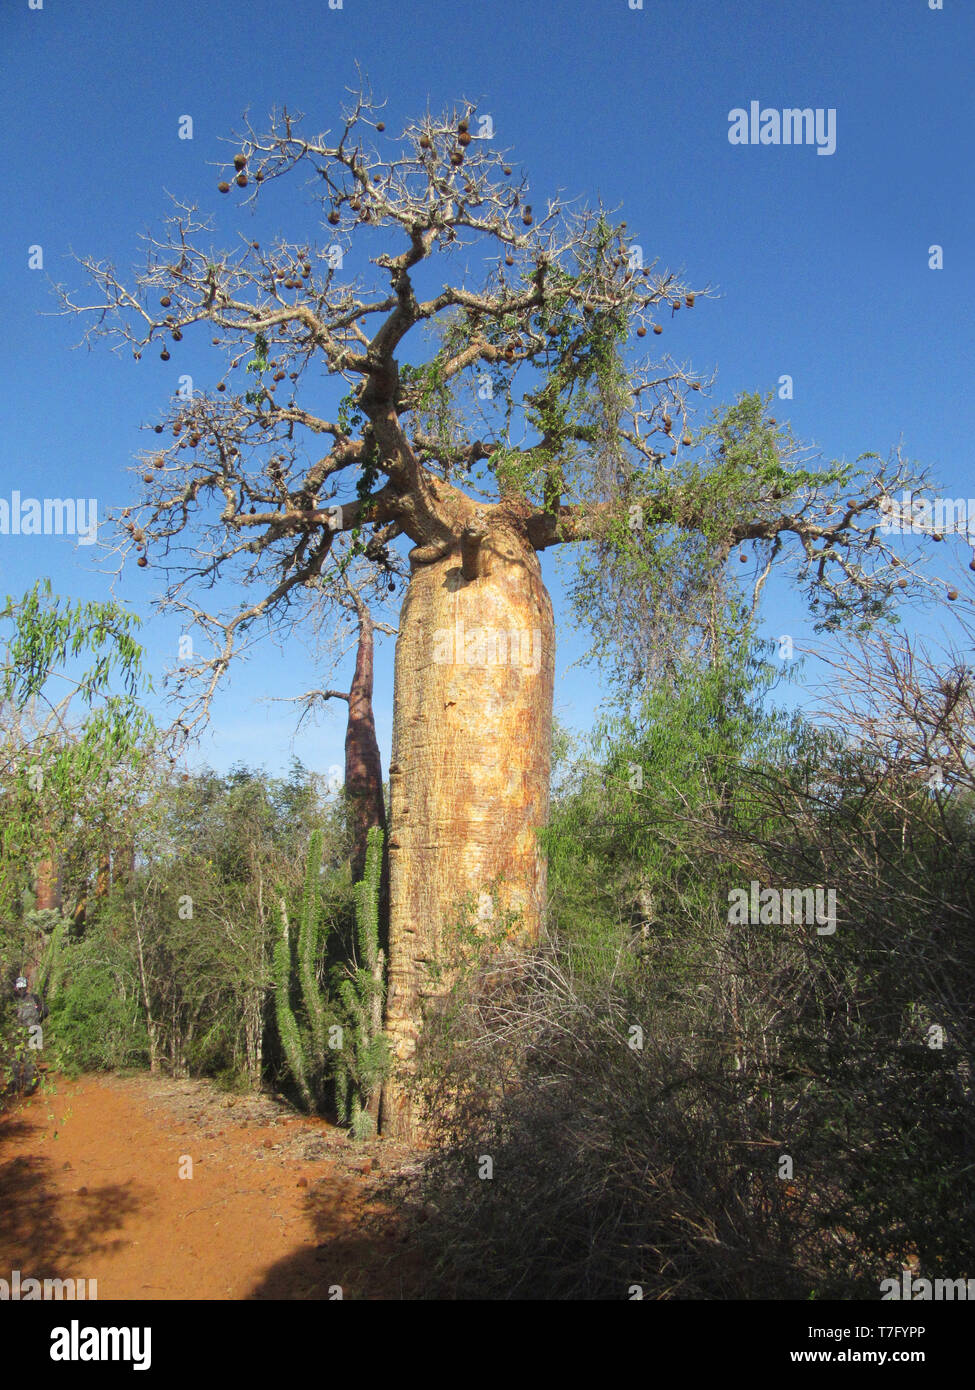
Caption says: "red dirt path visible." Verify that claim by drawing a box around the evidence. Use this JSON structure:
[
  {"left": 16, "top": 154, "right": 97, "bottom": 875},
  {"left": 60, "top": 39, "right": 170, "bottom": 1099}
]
[{"left": 0, "top": 1073, "right": 424, "bottom": 1300}]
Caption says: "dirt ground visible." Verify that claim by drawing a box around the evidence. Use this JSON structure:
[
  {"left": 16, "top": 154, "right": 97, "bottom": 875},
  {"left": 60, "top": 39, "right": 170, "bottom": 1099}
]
[{"left": 0, "top": 1072, "right": 427, "bottom": 1300}]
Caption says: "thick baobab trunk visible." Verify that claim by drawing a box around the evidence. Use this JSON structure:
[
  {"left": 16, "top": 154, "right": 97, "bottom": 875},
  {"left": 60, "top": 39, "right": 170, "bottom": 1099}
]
[{"left": 380, "top": 524, "right": 554, "bottom": 1139}]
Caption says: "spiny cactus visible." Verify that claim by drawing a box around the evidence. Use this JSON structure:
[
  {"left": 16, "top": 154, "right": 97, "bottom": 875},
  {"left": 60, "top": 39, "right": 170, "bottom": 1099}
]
[
  {"left": 272, "top": 829, "right": 332, "bottom": 1111},
  {"left": 335, "top": 825, "right": 389, "bottom": 1137},
  {"left": 273, "top": 904, "right": 314, "bottom": 1109}
]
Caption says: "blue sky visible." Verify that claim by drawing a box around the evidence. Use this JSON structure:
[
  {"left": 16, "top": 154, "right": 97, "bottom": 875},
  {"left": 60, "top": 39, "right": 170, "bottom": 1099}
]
[{"left": 2, "top": 0, "right": 972, "bottom": 779}]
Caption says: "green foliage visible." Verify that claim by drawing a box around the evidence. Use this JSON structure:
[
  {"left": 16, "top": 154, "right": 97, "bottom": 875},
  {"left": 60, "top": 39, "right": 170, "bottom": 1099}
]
[
  {"left": 0, "top": 579, "right": 153, "bottom": 919},
  {"left": 44, "top": 919, "right": 148, "bottom": 1076}
]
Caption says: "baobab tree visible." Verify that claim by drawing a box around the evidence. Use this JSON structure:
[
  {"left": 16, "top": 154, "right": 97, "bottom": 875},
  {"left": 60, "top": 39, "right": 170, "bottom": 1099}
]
[{"left": 62, "top": 89, "right": 933, "bottom": 1136}]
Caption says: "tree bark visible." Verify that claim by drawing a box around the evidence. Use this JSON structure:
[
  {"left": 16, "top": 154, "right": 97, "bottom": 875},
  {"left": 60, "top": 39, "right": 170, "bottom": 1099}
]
[
  {"left": 95, "top": 851, "right": 111, "bottom": 899},
  {"left": 345, "top": 603, "right": 388, "bottom": 888},
  {"left": 34, "top": 851, "right": 61, "bottom": 913},
  {"left": 380, "top": 524, "right": 554, "bottom": 1139}
]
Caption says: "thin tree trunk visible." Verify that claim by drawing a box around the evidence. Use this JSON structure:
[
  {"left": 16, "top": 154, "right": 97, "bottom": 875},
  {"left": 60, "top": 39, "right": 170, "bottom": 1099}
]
[
  {"left": 34, "top": 849, "right": 61, "bottom": 913},
  {"left": 345, "top": 597, "right": 388, "bottom": 888},
  {"left": 95, "top": 851, "right": 111, "bottom": 899},
  {"left": 115, "top": 840, "right": 135, "bottom": 894},
  {"left": 134, "top": 911, "right": 159, "bottom": 1076},
  {"left": 381, "top": 526, "right": 554, "bottom": 1139}
]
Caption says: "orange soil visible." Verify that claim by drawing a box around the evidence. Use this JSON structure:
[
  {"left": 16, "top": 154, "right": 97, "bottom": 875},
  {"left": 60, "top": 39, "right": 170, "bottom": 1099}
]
[{"left": 0, "top": 1073, "right": 424, "bottom": 1300}]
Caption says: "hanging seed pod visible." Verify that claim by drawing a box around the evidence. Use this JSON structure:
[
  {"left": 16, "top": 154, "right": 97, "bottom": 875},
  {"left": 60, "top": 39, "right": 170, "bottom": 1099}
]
[
  {"left": 218, "top": 182, "right": 231, "bottom": 194},
  {"left": 217, "top": 382, "right": 226, "bottom": 392},
  {"left": 653, "top": 324, "right": 663, "bottom": 334},
  {"left": 236, "top": 173, "right": 248, "bottom": 188},
  {"left": 234, "top": 153, "right": 247, "bottom": 171},
  {"left": 159, "top": 295, "right": 171, "bottom": 308},
  {"left": 160, "top": 349, "right": 170, "bottom": 361},
  {"left": 686, "top": 293, "right": 695, "bottom": 307},
  {"left": 137, "top": 556, "right": 148, "bottom": 567}
]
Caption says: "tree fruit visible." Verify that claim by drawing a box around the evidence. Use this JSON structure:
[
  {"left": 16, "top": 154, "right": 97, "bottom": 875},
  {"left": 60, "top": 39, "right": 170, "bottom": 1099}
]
[{"left": 218, "top": 181, "right": 231, "bottom": 194}]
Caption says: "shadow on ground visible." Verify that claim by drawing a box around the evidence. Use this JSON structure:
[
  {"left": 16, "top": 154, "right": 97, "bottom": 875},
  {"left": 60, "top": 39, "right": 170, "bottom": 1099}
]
[
  {"left": 0, "top": 1091, "right": 142, "bottom": 1281},
  {"left": 247, "top": 1173, "right": 428, "bottom": 1300}
]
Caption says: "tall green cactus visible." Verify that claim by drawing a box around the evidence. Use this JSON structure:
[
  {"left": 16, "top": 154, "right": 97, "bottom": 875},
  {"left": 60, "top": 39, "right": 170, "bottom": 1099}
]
[
  {"left": 335, "top": 825, "right": 389, "bottom": 1138},
  {"left": 273, "top": 903, "right": 314, "bottom": 1109},
  {"left": 272, "top": 829, "right": 331, "bottom": 1111}
]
